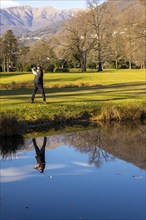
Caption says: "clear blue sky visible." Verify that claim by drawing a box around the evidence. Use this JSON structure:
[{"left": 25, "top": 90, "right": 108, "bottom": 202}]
[{"left": 1, "top": 0, "right": 87, "bottom": 10}]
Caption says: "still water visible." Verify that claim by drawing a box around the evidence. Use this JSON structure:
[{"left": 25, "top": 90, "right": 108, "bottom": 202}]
[{"left": 0, "top": 124, "right": 146, "bottom": 220}]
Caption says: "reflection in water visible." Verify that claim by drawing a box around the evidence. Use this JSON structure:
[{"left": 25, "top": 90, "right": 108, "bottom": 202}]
[
  {"left": 66, "top": 128, "right": 115, "bottom": 168},
  {"left": 0, "top": 135, "right": 24, "bottom": 159},
  {"left": 65, "top": 123, "right": 146, "bottom": 170},
  {"left": 33, "top": 137, "right": 47, "bottom": 173},
  {"left": 0, "top": 123, "right": 145, "bottom": 170}
]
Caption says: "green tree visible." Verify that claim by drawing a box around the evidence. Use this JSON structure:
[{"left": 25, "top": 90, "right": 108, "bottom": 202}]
[{"left": 2, "top": 30, "right": 18, "bottom": 72}]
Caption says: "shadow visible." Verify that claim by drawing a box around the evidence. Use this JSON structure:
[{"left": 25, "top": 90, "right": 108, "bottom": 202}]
[
  {"left": 1, "top": 81, "right": 145, "bottom": 97},
  {"left": 0, "top": 73, "right": 29, "bottom": 78},
  {"left": 0, "top": 81, "right": 145, "bottom": 110},
  {"left": 45, "top": 76, "right": 83, "bottom": 83},
  {"left": 33, "top": 137, "right": 47, "bottom": 173},
  {"left": 0, "top": 135, "right": 24, "bottom": 159}
]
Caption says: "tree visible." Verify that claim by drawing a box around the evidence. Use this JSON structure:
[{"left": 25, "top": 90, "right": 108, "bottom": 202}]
[
  {"left": 58, "top": 12, "right": 95, "bottom": 72},
  {"left": 2, "top": 30, "right": 18, "bottom": 72},
  {"left": 116, "top": 2, "right": 146, "bottom": 69},
  {"left": 17, "top": 46, "right": 30, "bottom": 71},
  {"left": 27, "top": 38, "right": 56, "bottom": 72},
  {"left": 121, "top": 7, "right": 138, "bottom": 69},
  {"left": 109, "top": 32, "right": 125, "bottom": 69},
  {"left": 87, "top": 0, "right": 112, "bottom": 72},
  {"left": 139, "top": 0, "right": 146, "bottom": 6},
  {"left": 0, "top": 37, "right": 3, "bottom": 71},
  {"left": 134, "top": 2, "right": 146, "bottom": 68}
]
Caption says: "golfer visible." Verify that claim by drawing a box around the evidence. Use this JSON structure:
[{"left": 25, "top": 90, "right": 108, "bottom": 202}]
[{"left": 31, "top": 65, "right": 47, "bottom": 104}]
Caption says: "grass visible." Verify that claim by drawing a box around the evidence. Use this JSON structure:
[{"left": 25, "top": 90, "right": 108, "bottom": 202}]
[
  {"left": 0, "top": 69, "right": 145, "bottom": 86},
  {"left": 0, "top": 69, "right": 146, "bottom": 135}
]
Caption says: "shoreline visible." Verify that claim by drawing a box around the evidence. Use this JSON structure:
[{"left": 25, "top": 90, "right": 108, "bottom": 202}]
[{"left": 0, "top": 107, "right": 146, "bottom": 137}]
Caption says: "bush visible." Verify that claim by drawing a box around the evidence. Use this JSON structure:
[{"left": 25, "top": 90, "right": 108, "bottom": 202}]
[
  {"left": 98, "top": 104, "right": 121, "bottom": 122},
  {"left": 118, "top": 60, "right": 129, "bottom": 69},
  {"left": 0, "top": 135, "right": 24, "bottom": 158},
  {"left": 24, "top": 64, "right": 32, "bottom": 72},
  {"left": 0, "top": 113, "right": 24, "bottom": 136},
  {"left": 46, "top": 64, "right": 55, "bottom": 72},
  {"left": 53, "top": 67, "right": 70, "bottom": 73},
  {"left": 87, "top": 62, "right": 96, "bottom": 69},
  {"left": 95, "top": 103, "right": 144, "bottom": 122}
]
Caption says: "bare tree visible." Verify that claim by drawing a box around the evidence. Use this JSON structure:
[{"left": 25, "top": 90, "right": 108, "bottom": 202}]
[
  {"left": 17, "top": 46, "right": 30, "bottom": 71},
  {"left": 110, "top": 31, "right": 125, "bottom": 69},
  {"left": 87, "top": 0, "right": 112, "bottom": 72},
  {"left": 58, "top": 12, "right": 95, "bottom": 72},
  {"left": 27, "top": 38, "right": 56, "bottom": 71},
  {"left": 134, "top": 2, "right": 146, "bottom": 68}
]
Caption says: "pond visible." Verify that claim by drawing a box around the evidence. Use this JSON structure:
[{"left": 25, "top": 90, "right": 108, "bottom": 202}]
[{"left": 0, "top": 123, "right": 146, "bottom": 220}]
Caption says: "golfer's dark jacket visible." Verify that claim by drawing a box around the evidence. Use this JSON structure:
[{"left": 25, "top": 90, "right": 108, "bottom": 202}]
[{"left": 34, "top": 70, "right": 43, "bottom": 84}]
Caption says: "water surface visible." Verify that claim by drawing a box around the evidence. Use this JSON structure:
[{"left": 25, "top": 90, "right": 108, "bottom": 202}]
[{"left": 1, "top": 124, "right": 146, "bottom": 220}]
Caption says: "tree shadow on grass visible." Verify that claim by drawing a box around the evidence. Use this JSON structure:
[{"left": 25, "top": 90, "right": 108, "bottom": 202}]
[
  {"left": 0, "top": 82, "right": 145, "bottom": 101},
  {"left": 0, "top": 96, "right": 129, "bottom": 106},
  {"left": 0, "top": 72, "right": 29, "bottom": 78}
]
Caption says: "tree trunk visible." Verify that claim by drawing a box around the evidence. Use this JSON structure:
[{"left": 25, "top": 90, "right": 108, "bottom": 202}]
[
  {"left": 115, "top": 58, "right": 118, "bottom": 69},
  {"left": 97, "top": 62, "right": 103, "bottom": 72},
  {"left": 97, "top": 44, "right": 103, "bottom": 72},
  {"left": 80, "top": 53, "right": 86, "bottom": 72},
  {"left": 129, "top": 37, "right": 132, "bottom": 69},
  {"left": 3, "top": 57, "right": 6, "bottom": 72},
  {"left": 140, "top": 63, "right": 142, "bottom": 69},
  {"left": 7, "top": 58, "right": 9, "bottom": 72},
  {"left": 129, "top": 57, "right": 132, "bottom": 69}
]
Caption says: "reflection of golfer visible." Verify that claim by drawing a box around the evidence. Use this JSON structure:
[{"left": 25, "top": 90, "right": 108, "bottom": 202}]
[{"left": 33, "top": 137, "right": 47, "bottom": 173}]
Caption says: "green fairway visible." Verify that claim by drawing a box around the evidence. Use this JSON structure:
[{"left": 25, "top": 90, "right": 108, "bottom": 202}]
[
  {"left": 0, "top": 69, "right": 146, "bottom": 126},
  {"left": 0, "top": 69, "right": 145, "bottom": 86}
]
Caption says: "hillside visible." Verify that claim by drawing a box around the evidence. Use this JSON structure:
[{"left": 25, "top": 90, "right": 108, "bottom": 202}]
[{"left": 0, "top": 5, "right": 80, "bottom": 36}]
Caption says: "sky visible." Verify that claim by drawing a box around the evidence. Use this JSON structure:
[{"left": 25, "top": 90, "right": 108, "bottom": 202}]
[{"left": 0, "top": 0, "right": 87, "bottom": 10}]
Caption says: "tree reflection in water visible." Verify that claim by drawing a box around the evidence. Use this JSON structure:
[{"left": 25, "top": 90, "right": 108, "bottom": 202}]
[
  {"left": 64, "top": 122, "right": 146, "bottom": 170},
  {"left": 66, "top": 127, "right": 115, "bottom": 168},
  {"left": 0, "top": 135, "right": 24, "bottom": 159}
]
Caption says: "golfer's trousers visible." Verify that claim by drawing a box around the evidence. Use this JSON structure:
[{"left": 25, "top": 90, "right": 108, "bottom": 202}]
[{"left": 32, "top": 83, "right": 46, "bottom": 102}]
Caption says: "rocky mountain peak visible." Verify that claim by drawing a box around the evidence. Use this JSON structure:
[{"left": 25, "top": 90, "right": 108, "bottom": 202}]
[{"left": 0, "top": 5, "right": 80, "bottom": 36}]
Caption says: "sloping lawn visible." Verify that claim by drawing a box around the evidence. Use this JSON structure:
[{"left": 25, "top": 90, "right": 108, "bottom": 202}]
[{"left": 0, "top": 69, "right": 145, "bottom": 125}]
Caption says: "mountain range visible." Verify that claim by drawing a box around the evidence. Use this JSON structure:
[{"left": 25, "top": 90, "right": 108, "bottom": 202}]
[
  {"left": 0, "top": 0, "right": 143, "bottom": 44},
  {"left": 0, "top": 5, "right": 80, "bottom": 36}
]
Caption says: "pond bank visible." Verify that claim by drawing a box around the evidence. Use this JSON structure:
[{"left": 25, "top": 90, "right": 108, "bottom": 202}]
[{"left": 0, "top": 102, "right": 146, "bottom": 137}]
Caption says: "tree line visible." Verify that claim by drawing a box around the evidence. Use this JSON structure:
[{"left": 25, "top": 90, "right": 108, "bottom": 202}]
[{"left": 0, "top": 0, "right": 145, "bottom": 72}]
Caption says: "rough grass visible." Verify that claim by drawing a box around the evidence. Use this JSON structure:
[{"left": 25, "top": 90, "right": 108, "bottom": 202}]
[{"left": 0, "top": 69, "right": 146, "bottom": 135}]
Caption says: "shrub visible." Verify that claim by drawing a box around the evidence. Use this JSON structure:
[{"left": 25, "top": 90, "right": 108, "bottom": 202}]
[
  {"left": 0, "top": 135, "right": 24, "bottom": 158},
  {"left": 95, "top": 103, "right": 144, "bottom": 122},
  {"left": 24, "top": 64, "right": 32, "bottom": 72},
  {"left": 120, "top": 102, "right": 143, "bottom": 121},
  {"left": 98, "top": 104, "right": 121, "bottom": 122},
  {"left": 0, "top": 113, "right": 23, "bottom": 136},
  {"left": 53, "top": 67, "right": 70, "bottom": 73}
]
